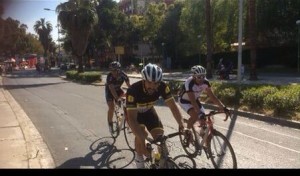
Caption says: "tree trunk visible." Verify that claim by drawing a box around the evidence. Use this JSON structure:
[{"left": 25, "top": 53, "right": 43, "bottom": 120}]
[
  {"left": 248, "top": 0, "right": 258, "bottom": 80},
  {"left": 205, "top": 0, "right": 213, "bottom": 78}
]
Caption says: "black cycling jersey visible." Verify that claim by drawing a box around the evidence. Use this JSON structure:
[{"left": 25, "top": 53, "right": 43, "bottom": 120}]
[
  {"left": 126, "top": 80, "right": 173, "bottom": 113},
  {"left": 105, "top": 70, "right": 129, "bottom": 101}
]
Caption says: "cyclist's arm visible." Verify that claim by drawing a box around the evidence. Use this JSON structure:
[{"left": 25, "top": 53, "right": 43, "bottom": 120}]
[
  {"left": 165, "top": 98, "right": 185, "bottom": 129},
  {"left": 108, "top": 84, "right": 118, "bottom": 100},
  {"left": 127, "top": 109, "right": 147, "bottom": 141},
  {"left": 187, "top": 91, "right": 201, "bottom": 114},
  {"left": 206, "top": 87, "right": 225, "bottom": 111}
]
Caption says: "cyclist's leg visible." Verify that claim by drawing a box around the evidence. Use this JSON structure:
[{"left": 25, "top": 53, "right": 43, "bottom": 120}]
[
  {"left": 105, "top": 89, "right": 115, "bottom": 132},
  {"left": 146, "top": 108, "right": 164, "bottom": 155},
  {"left": 134, "top": 124, "right": 148, "bottom": 169}
]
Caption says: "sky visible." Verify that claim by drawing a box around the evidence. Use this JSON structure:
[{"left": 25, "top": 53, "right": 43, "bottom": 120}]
[{"left": 2, "top": 0, "right": 120, "bottom": 44}]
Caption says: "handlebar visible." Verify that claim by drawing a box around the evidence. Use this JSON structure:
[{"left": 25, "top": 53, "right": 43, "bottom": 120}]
[
  {"left": 146, "top": 132, "right": 181, "bottom": 145},
  {"left": 205, "top": 108, "right": 233, "bottom": 121}
]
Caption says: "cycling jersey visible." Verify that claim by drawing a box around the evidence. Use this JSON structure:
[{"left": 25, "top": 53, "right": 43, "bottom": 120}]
[
  {"left": 179, "top": 76, "right": 211, "bottom": 102},
  {"left": 126, "top": 80, "right": 173, "bottom": 113},
  {"left": 105, "top": 71, "right": 129, "bottom": 101},
  {"left": 178, "top": 76, "right": 210, "bottom": 113}
]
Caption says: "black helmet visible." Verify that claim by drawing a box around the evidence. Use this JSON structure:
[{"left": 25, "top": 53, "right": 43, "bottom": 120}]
[
  {"left": 141, "top": 63, "right": 163, "bottom": 82},
  {"left": 109, "top": 61, "right": 121, "bottom": 69}
]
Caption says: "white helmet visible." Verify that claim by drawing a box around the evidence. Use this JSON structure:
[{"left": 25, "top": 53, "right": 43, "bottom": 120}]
[
  {"left": 191, "top": 65, "right": 206, "bottom": 75},
  {"left": 141, "top": 63, "right": 163, "bottom": 82}
]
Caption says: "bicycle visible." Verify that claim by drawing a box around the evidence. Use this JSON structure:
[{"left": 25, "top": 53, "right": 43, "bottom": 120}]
[
  {"left": 179, "top": 109, "right": 237, "bottom": 169},
  {"left": 109, "top": 95, "right": 135, "bottom": 151},
  {"left": 144, "top": 132, "right": 183, "bottom": 169}
]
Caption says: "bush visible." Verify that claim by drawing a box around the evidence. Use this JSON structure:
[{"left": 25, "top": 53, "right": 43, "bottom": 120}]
[
  {"left": 264, "top": 85, "right": 300, "bottom": 114},
  {"left": 65, "top": 70, "right": 101, "bottom": 83},
  {"left": 241, "top": 86, "right": 278, "bottom": 109}
]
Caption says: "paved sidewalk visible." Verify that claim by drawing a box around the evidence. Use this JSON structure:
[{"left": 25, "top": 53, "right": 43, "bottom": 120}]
[{"left": 0, "top": 76, "right": 55, "bottom": 168}]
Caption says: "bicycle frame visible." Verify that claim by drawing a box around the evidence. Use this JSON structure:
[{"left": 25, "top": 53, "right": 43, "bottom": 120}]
[{"left": 145, "top": 132, "right": 181, "bottom": 169}]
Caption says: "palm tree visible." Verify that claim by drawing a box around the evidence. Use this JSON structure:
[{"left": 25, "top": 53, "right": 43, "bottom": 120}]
[
  {"left": 56, "top": 0, "right": 98, "bottom": 73},
  {"left": 34, "top": 18, "right": 53, "bottom": 58}
]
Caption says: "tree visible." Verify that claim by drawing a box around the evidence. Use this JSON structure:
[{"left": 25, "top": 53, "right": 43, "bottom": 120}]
[
  {"left": 56, "top": 0, "right": 98, "bottom": 73},
  {"left": 33, "top": 18, "right": 53, "bottom": 58},
  {"left": 248, "top": 0, "right": 258, "bottom": 80},
  {"left": 205, "top": 0, "right": 213, "bottom": 78}
]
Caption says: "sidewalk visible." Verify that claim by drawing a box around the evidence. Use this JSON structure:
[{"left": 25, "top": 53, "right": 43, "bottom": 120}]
[{"left": 0, "top": 76, "right": 55, "bottom": 168}]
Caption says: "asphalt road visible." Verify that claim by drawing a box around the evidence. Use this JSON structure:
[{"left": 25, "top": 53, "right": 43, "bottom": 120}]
[{"left": 2, "top": 68, "right": 300, "bottom": 168}]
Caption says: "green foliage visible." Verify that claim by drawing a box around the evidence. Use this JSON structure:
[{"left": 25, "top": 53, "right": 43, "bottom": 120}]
[
  {"left": 166, "top": 80, "right": 183, "bottom": 95},
  {"left": 211, "top": 82, "right": 241, "bottom": 106},
  {"left": 241, "top": 86, "right": 278, "bottom": 109},
  {"left": 66, "top": 70, "right": 101, "bottom": 83},
  {"left": 167, "top": 80, "right": 300, "bottom": 119},
  {"left": 264, "top": 85, "right": 300, "bottom": 114},
  {"left": 78, "top": 71, "right": 102, "bottom": 83}
]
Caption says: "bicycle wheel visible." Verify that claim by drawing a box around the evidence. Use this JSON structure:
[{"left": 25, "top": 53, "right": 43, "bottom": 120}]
[
  {"left": 159, "top": 158, "right": 180, "bottom": 169},
  {"left": 207, "top": 130, "right": 237, "bottom": 169},
  {"left": 110, "top": 111, "right": 120, "bottom": 138},
  {"left": 123, "top": 119, "right": 135, "bottom": 150},
  {"left": 179, "top": 120, "right": 199, "bottom": 158}
]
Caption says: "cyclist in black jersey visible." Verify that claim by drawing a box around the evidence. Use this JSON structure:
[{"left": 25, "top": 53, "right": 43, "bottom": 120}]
[
  {"left": 105, "top": 61, "right": 130, "bottom": 133},
  {"left": 126, "top": 63, "right": 187, "bottom": 169}
]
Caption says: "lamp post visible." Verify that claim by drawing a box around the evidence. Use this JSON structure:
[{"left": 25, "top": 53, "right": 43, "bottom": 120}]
[
  {"left": 197, "top": 35, "right": 201, "bottom": 65},
  {"left": 44, "top": 8, "right": 60, "bottom": 66},
  {"left": 296, "top": 20, "right": 300, "bottom": 73}
]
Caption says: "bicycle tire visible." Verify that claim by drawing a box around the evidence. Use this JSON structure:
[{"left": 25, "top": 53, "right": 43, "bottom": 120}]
[
  {"left": 207, "top": 130, "right": 237, "bottom": 169},
  {"left": 123, "top": 119, "right": 135, "bottom": 151},
  {"left": 110, "top": 111, "right": 120, "bottom": 138},
  {"left": 178, "top": 120, "right": 199, "bottom": 158},
  {"left": 159, "top": 158, "right": 180, "bottom": 169}
]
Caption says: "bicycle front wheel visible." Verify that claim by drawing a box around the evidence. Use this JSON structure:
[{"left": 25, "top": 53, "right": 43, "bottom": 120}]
[
  {"left": 110, "top": 111, "right": 120, "bottom": 138},
  {"left": 123, "top": 119, "right": 135, "bottom": 151},
  {"left": 179, "top": 121, "right": 199, "bottom": 158},
  {"left": 207, "top": 130, "right": 237, "bottom": 169}
]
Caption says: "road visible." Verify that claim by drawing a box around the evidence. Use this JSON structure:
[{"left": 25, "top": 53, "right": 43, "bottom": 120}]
[{"left": 2, "top": 68, "right": 300, "bottom": 168}]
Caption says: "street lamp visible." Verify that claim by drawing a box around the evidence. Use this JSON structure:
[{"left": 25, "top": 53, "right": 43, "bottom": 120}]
[
  {"left": 44, "top": 8, "right": 61, "bottom": 65},
  {"left": 197, "top": 35, "right": 201, "bottom": 65},
  {"left": 296, "top": 20, "right": 300, "bottom": 73}
]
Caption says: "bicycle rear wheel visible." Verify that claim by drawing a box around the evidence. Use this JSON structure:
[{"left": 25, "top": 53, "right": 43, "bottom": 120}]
[
  {"left": 123, "top": 119, "right": 135, "bottom": 150},
  {"left": 207, "top": 130, "right": 237, "bottom": 169},
  {"left": 159, "top": 158, "right": 180, "bottom": 169},
  {"left": 179, "top": 119, "right": 199, "bottom": 158}
]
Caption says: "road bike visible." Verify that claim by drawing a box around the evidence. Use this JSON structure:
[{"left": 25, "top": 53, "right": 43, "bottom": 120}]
[
  {"left": 144, "top": 132, "right": 183, "bottom": 169},
  {"left": 179, "top": 109, "right": 237, "bottom": 169},
  {"left": 109, "top": 95, "right": 135, "bottom": 150}
]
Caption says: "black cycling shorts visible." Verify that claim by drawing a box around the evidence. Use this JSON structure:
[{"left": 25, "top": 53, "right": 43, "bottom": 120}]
[
  {"left": 105, "top": 88, "right": 124, "bottom": 102},
  {"left": 137, "top": 108, "right": 163, "bottom": 132}
]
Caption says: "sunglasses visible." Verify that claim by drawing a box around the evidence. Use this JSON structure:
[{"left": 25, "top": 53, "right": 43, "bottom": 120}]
[
  {"left": 145, "top": 80, "right": 160, "bottom": 86},
  {"left": 195, "top": 75, "right": 206, "bottom": 79}
]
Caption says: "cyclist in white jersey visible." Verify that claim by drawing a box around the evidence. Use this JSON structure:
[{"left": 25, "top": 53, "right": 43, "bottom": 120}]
[{"left": 178, "top": 65, "right": 227, "bottom": 129}]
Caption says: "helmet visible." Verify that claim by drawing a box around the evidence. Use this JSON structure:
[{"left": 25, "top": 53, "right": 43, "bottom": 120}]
[
  {"left": 191, "top": 65, "right": 206, "bottom": 75},
  {"left": 109, "top": 61, "right": 121, "bottom": 69},
  {"left": 141, "top": 63, "right": 163, "bottom": 82}
]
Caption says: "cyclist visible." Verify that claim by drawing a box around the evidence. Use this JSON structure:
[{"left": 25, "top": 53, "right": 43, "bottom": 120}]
[
  {"left": 126, "top": 63, "right": 187, "bottom": 169},
  {"left": 178, "top": 65, "right": 228, "bottom": 131},
  {"left": 105, "top": 61, "right": 131, "bottom": 134}
]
